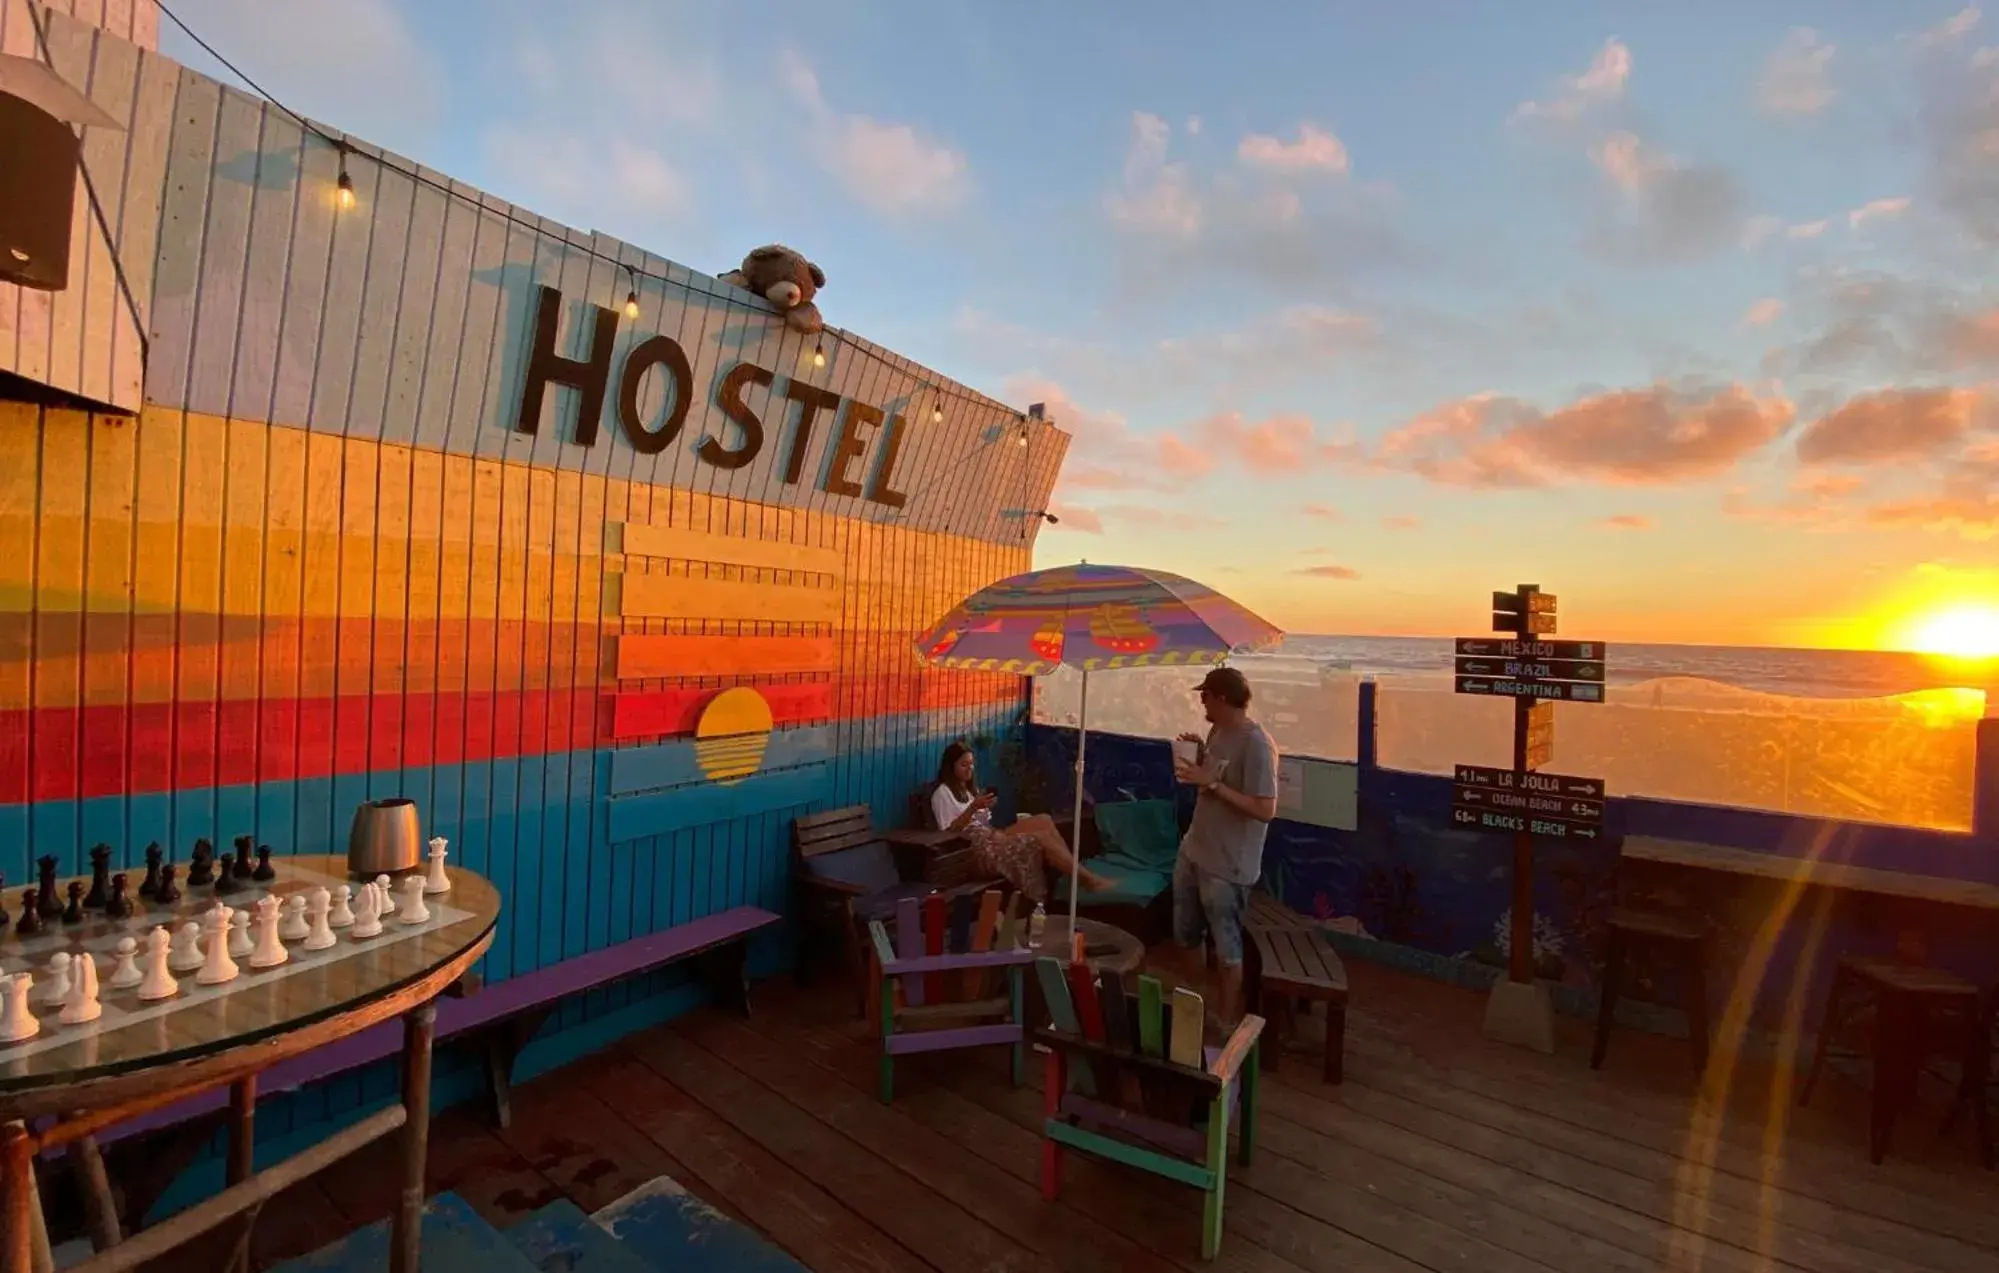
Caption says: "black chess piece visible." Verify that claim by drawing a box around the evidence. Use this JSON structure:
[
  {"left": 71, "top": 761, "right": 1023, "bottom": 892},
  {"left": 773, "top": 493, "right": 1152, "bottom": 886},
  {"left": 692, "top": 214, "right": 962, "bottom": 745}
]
[
  {"left": 232, "top": 836, "right": 255, "bottom": 880},
  {"left": 139, "top": 843, "right": 163, "bottom": 898},
  {"left": 187, "top": 839, "right": 214, "bottom": 887},
  {"left": 61, "top": 881, "right": 83, "bottom": 925},
  {"left": 253, "top": 845, "right": 276, "bottom": 882},
  {"left": 155, "top": 862, "right": 182, "bottom": 905},
  {"left": 36, "top": 855, "right": 60, "bottom": 919},
  {"left": 84, "top": 844, "right": 112, "bottom": 909},
  {"left": 213, "top": 856, "right": 243, "bottom": 897},
  {"left": 16, "top": 889, "right": 41, "bottom": 936},
  {"left": 105, "top": 872, "right": 132, "bottom": 920}
]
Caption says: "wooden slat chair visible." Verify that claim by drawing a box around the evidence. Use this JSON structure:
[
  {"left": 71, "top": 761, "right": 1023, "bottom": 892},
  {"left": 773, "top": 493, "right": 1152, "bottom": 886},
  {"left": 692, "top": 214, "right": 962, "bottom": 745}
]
[
  {"left": 866, "top": 889, "right": 1034, "bottom": 1102},
  {"left": 1033, "top": 957, "right": 1263, "bottom": 1260},
  {"left": 792, "top": 805, "right": 944, "bottom": 1015}
]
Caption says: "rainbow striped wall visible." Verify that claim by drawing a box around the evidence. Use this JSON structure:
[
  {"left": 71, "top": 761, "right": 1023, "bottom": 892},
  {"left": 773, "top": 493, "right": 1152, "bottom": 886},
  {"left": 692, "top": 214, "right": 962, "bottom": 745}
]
[{"left": 0, "top": 10, "right": 1069, "bottom": 991}]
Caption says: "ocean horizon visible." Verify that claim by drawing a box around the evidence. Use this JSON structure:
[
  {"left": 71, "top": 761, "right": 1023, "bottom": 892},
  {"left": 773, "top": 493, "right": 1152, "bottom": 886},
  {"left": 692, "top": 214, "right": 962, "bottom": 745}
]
[{"left": 1272, "top": 635, "right": 1999, "bottom": 705}]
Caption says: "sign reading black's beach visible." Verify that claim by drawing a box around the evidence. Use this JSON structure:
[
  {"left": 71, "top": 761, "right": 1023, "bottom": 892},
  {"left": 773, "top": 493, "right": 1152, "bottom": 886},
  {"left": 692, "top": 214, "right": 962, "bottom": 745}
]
[{"left": 512, "top": 284, "right": 911, "bottom": 509}]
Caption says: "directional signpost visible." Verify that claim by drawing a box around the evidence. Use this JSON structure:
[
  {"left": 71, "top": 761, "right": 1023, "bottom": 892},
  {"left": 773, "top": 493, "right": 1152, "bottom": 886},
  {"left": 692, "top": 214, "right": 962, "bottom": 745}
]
[{"left": 1453, "top": 584, "right": 1610, "bottom": 1054}]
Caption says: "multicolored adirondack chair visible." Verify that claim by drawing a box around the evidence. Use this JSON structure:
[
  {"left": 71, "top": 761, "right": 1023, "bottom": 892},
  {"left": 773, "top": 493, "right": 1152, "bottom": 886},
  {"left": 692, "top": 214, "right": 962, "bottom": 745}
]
[
  {"left": 1033, "top": 957, "right": 1263, "bottom": 1261},
  {"left": 866, "top": 889, "right": 1035, "bottom": 1102}
]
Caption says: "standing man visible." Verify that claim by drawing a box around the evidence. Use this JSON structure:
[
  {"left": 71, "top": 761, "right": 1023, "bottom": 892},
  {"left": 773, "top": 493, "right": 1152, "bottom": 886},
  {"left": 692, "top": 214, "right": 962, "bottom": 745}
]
[{"left": 1168, "top": 666, "right": 1278, "bottom": 1028}]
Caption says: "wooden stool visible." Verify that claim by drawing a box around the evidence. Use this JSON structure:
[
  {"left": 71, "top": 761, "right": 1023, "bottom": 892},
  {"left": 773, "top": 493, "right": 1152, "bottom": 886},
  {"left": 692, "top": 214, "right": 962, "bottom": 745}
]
[
  {"left": 1592, "top": 907, "right": 1709, "bottom": 1074},
  {"left": 1800, "top": 955, "right": 1981, "bottom": 1164},
  {"left": 1941, "top": 985, "right": 1996, "bottom": 1170},
  {"left": 1244, "top": 892, "right": 1348, "bottom": 1084}
]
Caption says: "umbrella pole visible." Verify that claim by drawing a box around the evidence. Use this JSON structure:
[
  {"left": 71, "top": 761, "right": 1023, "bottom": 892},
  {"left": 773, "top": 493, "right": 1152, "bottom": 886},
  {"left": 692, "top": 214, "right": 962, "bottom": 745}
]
[{"left": 1069, "top": 667, "right": 1089, "bottom": 941}]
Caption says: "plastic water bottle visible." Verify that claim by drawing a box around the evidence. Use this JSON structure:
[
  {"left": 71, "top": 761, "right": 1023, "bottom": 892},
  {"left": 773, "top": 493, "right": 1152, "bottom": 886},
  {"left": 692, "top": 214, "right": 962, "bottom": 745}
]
[{"left": 1030, "top": 902, "right": 1047, "bottom": 946}]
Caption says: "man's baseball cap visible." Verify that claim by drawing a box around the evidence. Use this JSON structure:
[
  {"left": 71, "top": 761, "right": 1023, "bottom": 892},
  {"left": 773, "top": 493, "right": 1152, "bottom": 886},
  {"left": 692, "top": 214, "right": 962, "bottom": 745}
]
[{"left": 1192, "top": 666, "right": 1251, "bottom": 707}]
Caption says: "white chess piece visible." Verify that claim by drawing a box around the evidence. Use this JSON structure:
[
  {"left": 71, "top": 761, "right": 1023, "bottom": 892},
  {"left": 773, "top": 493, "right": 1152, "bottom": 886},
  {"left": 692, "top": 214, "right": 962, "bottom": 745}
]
[
  {"left": 138, "top": 927, "right": 179, "bottom": 1001},
  {"left": 279, "top": 894, "right": 310, "bottom": 942},
  {"left": 108, "top": 937, "right": 143, "bottom": 990},
  {"left": 303, "top": 888, "right": 336, "bottom": 951},
  {"left": 39, "top": 952, "right": 71, "bottom": 1006},
  {"left": 0, "top": 973, "right": 38, "bottom": 1042},
  {"left": 374, "top": 874, "right": 397, "bottom": 917},
  {"left": 398, "top": 875, "right": 431, "bottom": 925},
  {"left": 197, "top": 906, "right": 240, "bottom": 984},
  {"left": 249, "top": 897, "right": 288, "bottom": 969},
  {"left": 168, "top": 922, "right": 205, "bottom": 973},
  {"left": 59, "top": 953, "right": 101, "bottom": 1025},
  {"left": 228, "top": 908, "right": 254, "bottom": 959},
  {"left": 350, "top": 883, "right": 384, "bottom": 939},
  {"left": 424, "top": 837, "right": 452, "bottom": 895},
  {"left": 328, "top": 884, "right": 355, "bottom": 928}
]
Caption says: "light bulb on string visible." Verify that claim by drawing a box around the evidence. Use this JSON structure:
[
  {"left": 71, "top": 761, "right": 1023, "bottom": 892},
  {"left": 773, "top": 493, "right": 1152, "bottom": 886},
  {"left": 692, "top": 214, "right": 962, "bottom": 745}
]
[
  {"left": 812, "top": 342, "right": 826, "bottom": 368},
  {"left": 336, "top": 167, "right": 355, "bottom": 210},
  {"left": 624, "top": 290, "right": 640, "bottom": 320},
  {"left": 931, "top": 401, "right": 944, "bottom": 424}
]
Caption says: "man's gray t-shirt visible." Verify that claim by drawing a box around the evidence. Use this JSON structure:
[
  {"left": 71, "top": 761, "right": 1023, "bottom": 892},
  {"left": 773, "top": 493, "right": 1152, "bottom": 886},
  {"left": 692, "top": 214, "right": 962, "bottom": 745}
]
[{"left": 1180, "top": 718, "right": 1279, "bottom": 885}]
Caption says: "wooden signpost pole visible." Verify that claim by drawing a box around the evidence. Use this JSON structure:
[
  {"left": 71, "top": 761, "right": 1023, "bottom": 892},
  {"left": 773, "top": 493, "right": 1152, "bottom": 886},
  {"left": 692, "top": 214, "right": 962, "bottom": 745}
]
[
  {"left": 1508, "top": 693, "right": 1535, "bottom": 987},
  {"left": 1452, "top": 583, "right": 1608, "bottom": 1054}
]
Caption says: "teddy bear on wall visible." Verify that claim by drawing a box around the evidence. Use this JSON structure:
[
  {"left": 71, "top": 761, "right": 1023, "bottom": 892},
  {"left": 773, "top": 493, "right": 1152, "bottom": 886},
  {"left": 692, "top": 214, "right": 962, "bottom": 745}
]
[{"left": 719, "top": 244, "right": 826, "bottom": 335}]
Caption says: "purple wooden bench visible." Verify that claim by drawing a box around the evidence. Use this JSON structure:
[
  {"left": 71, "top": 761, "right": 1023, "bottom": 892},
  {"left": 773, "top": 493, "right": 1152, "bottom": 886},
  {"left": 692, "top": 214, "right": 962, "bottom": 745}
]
[{"left": 87, "top": 904, "right": 780, "bottom": 1199}]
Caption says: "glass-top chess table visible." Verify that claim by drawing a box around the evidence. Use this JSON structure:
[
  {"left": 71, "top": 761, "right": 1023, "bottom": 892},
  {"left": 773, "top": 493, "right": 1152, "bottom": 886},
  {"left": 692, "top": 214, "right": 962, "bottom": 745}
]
[{"left": 0, "top": 854, "right": 500, "bottom": 1273}]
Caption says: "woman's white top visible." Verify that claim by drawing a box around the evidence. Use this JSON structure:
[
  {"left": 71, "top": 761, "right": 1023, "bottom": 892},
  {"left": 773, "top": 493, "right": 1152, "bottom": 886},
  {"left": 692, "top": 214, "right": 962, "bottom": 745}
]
[{"left": 931, "top": 783, "right": 994, "bottom": 832}]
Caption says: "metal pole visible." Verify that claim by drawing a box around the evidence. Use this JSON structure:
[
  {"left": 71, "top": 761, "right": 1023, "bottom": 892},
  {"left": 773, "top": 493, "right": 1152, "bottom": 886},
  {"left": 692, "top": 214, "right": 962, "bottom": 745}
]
[{"left": 1069, "top": 667, "right": 1090, "bottom": 938}]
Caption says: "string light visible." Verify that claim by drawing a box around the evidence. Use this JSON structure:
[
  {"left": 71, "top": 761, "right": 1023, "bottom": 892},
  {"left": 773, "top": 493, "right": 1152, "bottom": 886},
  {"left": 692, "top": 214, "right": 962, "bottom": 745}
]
[
  {"left": 622, "top": 265, "right": 641, "bottom": 320},
  {"left": 152, "top": 0, "right": 1055, "bottom": 437}
]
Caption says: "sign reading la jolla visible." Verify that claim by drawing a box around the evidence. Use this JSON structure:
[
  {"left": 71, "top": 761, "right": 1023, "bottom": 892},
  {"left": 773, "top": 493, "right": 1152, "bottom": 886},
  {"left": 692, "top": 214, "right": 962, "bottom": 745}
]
[{"left": 512, "top": 285, "right": 912, "bottom": 508}]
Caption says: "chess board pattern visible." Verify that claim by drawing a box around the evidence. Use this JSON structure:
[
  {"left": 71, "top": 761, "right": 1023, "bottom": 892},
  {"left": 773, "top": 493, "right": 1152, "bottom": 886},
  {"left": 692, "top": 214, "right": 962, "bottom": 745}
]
[{"left": 0, "top": 863, "right": 473, "bottom": 1066}]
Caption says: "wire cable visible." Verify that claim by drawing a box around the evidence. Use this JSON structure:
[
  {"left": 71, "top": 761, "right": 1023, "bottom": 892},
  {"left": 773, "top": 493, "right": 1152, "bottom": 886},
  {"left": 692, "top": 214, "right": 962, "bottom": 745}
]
[{"left": 152, "top": 0, "right": 1028, "bottom": 424}]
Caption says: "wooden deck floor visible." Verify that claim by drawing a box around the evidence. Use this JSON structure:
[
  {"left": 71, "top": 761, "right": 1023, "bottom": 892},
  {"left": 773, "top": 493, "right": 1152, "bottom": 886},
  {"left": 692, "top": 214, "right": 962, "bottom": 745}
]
[{"left": 163, "top": 959, "right": 1998, "bottom": 1272}]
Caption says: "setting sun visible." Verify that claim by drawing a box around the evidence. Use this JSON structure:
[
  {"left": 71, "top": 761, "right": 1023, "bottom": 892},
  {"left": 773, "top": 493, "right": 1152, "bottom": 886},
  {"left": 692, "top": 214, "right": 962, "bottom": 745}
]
[{"left": 1903, "top": 603, "right": 1999, "bottom": 659}]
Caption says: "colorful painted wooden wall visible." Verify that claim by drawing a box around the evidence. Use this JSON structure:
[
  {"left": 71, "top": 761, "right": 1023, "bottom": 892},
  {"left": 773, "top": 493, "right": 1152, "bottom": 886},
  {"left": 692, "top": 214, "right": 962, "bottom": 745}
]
[{"left": 0, "top": 10, "right": 1068, "bottom": 987}]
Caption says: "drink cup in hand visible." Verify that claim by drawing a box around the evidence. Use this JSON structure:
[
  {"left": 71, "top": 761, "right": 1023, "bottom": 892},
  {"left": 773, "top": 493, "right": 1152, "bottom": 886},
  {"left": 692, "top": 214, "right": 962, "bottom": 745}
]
[{"left": 1171, "top": 738, "right": 1199, "bottom": 768}]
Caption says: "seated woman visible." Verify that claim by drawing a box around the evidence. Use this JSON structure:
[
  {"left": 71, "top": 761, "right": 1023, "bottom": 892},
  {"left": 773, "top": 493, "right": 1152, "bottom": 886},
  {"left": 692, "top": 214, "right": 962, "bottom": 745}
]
[{"left": 930, "top": 741, "right": 1111, "bottom": 904}]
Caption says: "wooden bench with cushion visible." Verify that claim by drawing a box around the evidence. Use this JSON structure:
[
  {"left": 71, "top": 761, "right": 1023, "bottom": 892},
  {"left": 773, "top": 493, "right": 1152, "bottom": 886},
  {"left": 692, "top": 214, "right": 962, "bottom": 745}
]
[
  {"left": 83, "top": 904, "right": 780, "bottom": 1225},
  {"left": 1243, "top": 889, "right": 1347, "bottom": 1084},
  {"left": 1052, "top": 798, "right": 1175, "bottom": 944}
]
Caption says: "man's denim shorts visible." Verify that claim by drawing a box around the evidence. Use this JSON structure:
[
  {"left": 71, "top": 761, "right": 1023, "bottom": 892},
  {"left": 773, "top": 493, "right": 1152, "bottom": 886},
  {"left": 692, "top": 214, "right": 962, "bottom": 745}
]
[{"left": 1172, "top": 854, "right": 1250, "bottom": 967}]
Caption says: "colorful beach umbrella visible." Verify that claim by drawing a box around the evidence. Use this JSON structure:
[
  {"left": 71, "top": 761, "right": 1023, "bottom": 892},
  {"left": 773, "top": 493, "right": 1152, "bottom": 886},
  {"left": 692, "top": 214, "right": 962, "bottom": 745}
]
[{"left": 913, "top": 563, "right": 1283, "bottom": 931}]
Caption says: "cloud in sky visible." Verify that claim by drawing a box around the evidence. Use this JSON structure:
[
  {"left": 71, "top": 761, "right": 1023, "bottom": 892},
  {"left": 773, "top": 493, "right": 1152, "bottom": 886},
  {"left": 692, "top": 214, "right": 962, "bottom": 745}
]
[
  {"left": 1601, "top": 513, "right": 1655, "bottom": 530},
  {"left": 1301, "top": 503, "right": 1343, "bottom": 521},
  {"left": 1757, "top": 28, "right": 1836, "bottom": 116},
  {"left": 1739, "top": 298, "right": 1785, "bottom": 328},
  {"left": 1294, "top": 564, "right": 1362, "bottom": 580},
  {"left": 1382, "top": 515, "right": 1420, "bottom": 530},
  {"left": 1046, "top": 502, "right": 1105, "bottom": 534},
  {"left": 1372, "top": 384, "right": 1793, "bottom": 487},
  {"left": 1584, "top": 132, "right": 1747, "bottom": 264},
  {"left": 1795, "top": 387, "right": 1984, "bottom": 465},
  {"left": 1238, "top": 124, "right": 1351, "bottom": 175},
  {"left": 1102, "top": 112, "right": 1409, "bottom": 298},
  {"left": 1513, "top": 38, "right": 1632, "bottom": 125},
  {"left": 781, "top": 51, "right": 969, "bottom": 216}
]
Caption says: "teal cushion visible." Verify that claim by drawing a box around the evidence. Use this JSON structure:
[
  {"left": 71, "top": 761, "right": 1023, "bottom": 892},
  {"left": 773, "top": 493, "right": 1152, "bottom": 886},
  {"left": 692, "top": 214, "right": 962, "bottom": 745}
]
[
  {"left": 1093, "top": 799, "right": 1181, "bottom": 870},
  {"left": 1054, "top": 864, "right": 1170, "bottom": 907}
]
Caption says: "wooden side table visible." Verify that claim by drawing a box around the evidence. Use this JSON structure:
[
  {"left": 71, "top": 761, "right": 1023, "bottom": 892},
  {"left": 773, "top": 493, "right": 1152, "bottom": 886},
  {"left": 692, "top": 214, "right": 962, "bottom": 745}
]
[{"left": 1, "top": 856, "right": 500, "bottom": 1273}]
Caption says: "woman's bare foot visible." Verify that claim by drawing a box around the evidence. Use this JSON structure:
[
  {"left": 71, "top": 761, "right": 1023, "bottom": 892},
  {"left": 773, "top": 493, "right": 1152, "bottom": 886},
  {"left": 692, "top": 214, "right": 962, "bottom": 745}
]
[{"left": 1080, "top": 869, "right": 1116, "bottom": 892}]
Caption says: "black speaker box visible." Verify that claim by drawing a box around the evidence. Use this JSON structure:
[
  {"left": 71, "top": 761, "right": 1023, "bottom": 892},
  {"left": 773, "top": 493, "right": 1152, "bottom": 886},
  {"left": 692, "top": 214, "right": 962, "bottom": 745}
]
[{"left": 0, "top": 90, "right": 81, "bottom": 292}]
